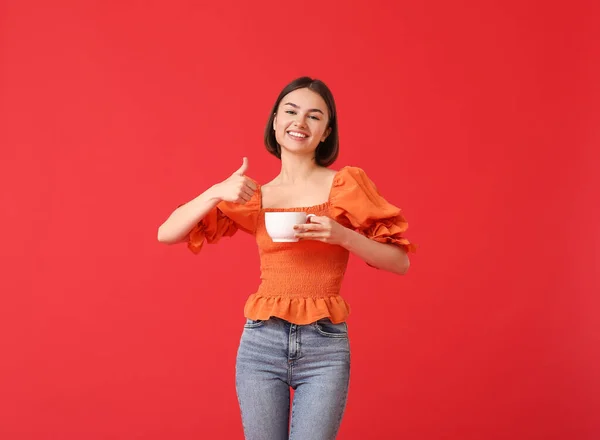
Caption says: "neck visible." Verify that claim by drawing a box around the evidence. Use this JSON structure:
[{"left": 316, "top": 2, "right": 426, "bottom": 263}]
[{"left": 277, "top": 151, "right": 321, "bottom": 184}]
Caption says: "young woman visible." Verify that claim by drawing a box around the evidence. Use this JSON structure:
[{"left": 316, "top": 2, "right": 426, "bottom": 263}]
[{"left": 158, "top": 77, "right": 416, "bottom": 440}]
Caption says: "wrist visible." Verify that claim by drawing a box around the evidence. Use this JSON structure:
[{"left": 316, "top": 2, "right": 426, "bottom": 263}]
[
  {"left": 339, "top": 227, "right": 358, "bottom": 249},
  {"left": 205, "top": 184, "right": 224, "bottom": 203}
]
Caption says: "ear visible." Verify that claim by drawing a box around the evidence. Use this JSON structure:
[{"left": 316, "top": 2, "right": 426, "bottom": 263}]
[
  {"left": 321, "top": 126, "right": 332, "bottom": 142},
  {"left": 272, "top": 113, "right": 277, "bottom": 131}
]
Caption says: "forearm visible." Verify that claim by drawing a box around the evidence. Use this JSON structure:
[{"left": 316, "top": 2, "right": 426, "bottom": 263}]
[
  {"left": 157, "top": 185, "right": 222, "bottom": 244},
  {"left": 340, "top": 229, "right": 410, "bottom": 275}
]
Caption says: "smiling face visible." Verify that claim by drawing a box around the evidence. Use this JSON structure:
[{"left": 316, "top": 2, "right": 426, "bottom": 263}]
[{"left": 272, "top": 87, "right": 332, "bottom": 159}]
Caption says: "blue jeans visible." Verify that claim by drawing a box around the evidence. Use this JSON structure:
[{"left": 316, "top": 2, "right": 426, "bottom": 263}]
[{"left": 235, "top": 316, "right": 351, "bottom": 440}]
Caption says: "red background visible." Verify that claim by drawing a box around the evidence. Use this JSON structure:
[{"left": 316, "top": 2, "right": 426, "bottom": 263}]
[{"left": 1, "top": 1, "right": 599, "bottom": 439}]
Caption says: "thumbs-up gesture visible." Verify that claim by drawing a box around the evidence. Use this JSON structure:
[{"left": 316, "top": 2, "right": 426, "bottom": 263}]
[{"left": 213, "top": 157, "right": 257, "bottom": 204}]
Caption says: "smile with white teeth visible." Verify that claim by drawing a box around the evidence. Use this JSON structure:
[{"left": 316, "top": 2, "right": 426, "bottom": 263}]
[{"left": 287, "top": 131, "right": 308, "bottom": 139}]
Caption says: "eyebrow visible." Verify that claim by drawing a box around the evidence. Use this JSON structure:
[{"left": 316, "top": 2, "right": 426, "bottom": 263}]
[{"left": 284, "top": 102, "right": 325, "bottom": 115}]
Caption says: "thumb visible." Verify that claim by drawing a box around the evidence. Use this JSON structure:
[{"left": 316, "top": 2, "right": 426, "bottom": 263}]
[{"left": 233, "top": 157, "right": 249, "bottom": 176}]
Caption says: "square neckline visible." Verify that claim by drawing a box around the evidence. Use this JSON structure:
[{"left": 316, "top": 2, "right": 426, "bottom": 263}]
[{"left": 258, "top": 167, "right": 345, "bottom": 212}]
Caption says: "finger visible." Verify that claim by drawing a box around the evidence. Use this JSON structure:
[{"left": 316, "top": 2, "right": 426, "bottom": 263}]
[
  {"left": 244, "top": 178, "right": 258, "bottom": 191},
  {"left": 236, "top": 193, "right": 251, "bottom": 204},
  {"left": 305, "top": 215, "right": 329, "bottom": 224},
  {"left": 295, "top": 232, "right": 328, "bottom": 240},
  {"left": 241, "top": 185, "right": 255, "bottom": 199},
  {"left": 295, "top": 229, "right": 328, "bottom": 236},
  {"left": 233, "top": 157, "right": 249, "bottom": 176},
  {"left": 294, "top": 223, "right": 323, "bottom": 231}
]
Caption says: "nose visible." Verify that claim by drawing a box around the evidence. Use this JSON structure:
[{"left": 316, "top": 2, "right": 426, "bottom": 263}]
[{"left": 293, "top": 114, "right": 307, "bottom": 128}]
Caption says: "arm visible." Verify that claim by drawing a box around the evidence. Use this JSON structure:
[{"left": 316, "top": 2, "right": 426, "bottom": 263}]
[
  {"left": 294, "top": 216, "right": 410, "bottom": 275},
  {"left": 339, "top": 228, "right": 410, "bottom": 275},
  {"left": 157, "top": 186, "right": 222, "bottom": 244},
  {"left": 157, "top": 157, "right": 257, "bottom": 245}
]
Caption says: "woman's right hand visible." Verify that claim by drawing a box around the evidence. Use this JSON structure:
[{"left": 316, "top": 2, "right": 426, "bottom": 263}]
[
  {"left": 213, "top": 157, "right": 257, "bottom": 204},
  {"left": 158, "top": 157, "right": 256, "bottom": 244}
]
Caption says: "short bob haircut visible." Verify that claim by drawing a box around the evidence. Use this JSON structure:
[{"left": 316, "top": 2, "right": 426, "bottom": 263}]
[{"left": 264, "top": 77, "right": 339, "bottom": 167}]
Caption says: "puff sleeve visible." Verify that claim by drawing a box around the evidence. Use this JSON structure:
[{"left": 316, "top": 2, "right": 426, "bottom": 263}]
[
  {"left": 329, "top": 167, "right": 416, "bottom": 253},
  {"left": 186, "top": 187, "right": 260, "bottom": 254}
]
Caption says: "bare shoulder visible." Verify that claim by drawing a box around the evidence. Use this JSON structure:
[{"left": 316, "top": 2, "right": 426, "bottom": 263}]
[
  {"left": 303, "top": 167, "right": 340, "bottom": 191},
  {"left": 320, "top": 167, "right": 340, "bottom": 183},
  {"left": 261, "top": 177, "right": 281, "bottom": 193},
  {"left": 322, "top": 167, "right": 340, "bottom": 177}
]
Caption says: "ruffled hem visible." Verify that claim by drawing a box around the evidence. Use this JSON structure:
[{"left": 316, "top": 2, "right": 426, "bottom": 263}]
[
  {"left": 186, "top": 183, "right": 261, "bottom": 254},
  {"left": 364, "top": 219, "right": 418, "bottom": 253},
  {"left": 243, "top": 294, "right": 351, "bottom": 325},
  {"left": 187, "top": 210, "right": 237, "bottom": 254}
]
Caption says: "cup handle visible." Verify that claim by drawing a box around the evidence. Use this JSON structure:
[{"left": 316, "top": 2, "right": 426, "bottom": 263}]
[{"left": 306, "top": 214, "right": 316, "bottom": 223}]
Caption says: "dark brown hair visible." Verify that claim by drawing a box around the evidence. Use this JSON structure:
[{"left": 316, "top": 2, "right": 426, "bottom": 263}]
[{"left": 264, "top": 77, "right": 339, "bottom": 167}]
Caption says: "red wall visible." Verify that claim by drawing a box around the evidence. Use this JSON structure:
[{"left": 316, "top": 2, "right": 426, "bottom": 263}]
[{"left": 1, "top": 1, "right": 599, "bottom": 439}]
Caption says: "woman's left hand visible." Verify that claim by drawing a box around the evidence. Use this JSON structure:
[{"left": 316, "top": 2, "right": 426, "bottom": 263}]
[{"left": 294, "top": 216, "right": 350, "bottom": 246}]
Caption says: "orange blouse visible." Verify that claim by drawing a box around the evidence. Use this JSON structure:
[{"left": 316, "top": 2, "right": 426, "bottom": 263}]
[{"left": 186, "top": 166, "right": 416, "bottom": 325}]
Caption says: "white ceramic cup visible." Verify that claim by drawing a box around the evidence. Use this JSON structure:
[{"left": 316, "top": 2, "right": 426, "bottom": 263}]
[{"left": 265, "top": 212, "right": 315, "bottom": 242}]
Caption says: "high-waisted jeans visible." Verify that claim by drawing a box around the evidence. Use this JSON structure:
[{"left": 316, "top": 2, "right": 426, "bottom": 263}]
[{"left": 235, "top": 316, "right": 351, "bottom": 440}]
